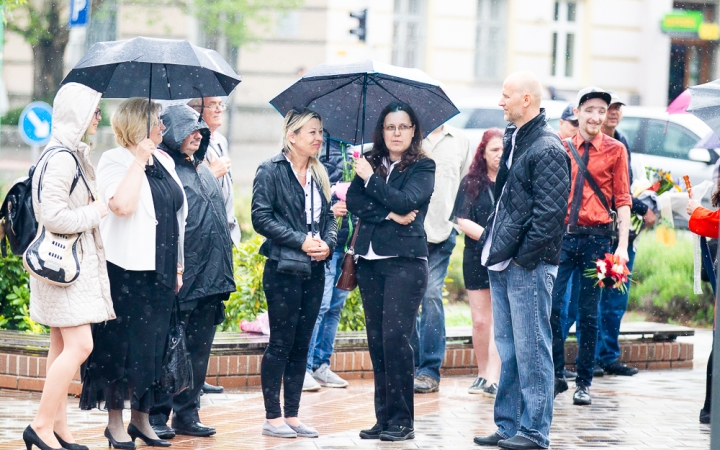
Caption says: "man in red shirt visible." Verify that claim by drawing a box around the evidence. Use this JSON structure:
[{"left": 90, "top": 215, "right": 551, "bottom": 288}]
[{"left": 550, "top": 87, "right": 631, "bottom": 407}]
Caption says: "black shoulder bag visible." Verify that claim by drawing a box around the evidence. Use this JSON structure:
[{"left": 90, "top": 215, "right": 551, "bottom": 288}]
[{"left": 564, "top": 138, "right": 618, "bottom": 243}]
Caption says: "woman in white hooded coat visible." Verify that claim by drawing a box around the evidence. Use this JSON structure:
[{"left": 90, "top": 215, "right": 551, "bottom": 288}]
[{"left": 24, "top": 82, "right": 115, "bottom": 450}]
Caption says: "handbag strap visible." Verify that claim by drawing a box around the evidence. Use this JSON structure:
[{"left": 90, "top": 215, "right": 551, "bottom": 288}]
[
  {"left": 565, "top": 138, "right": 613, "bottom": 217},
  {"left": 346, "top": 218, "right": 361, "bottom": 254}
]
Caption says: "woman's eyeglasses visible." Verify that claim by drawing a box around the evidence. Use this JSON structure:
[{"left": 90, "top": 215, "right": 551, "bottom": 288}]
[
  {"left": 384, "top": 124, "right": 414, "bottom": 133},
  {"left": 203, "top": 103, "right": 226, "bottom": 111},
  {"left": 94, "top": 109, "right": 102, "bottom": 120}
]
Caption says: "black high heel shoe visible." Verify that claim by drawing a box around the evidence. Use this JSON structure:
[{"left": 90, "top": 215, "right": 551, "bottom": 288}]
[
  {"left": 104, "top": 427, "right": 135, "bottom": 449},
  {"left": 127, "top": 423, "right": 171, "bottom": 447},
  {"left": 54, "top": 433, "right": 88, "bottom": 450},
  {"left": 22, "top": 425, "right": 62, "bottom": 450}
]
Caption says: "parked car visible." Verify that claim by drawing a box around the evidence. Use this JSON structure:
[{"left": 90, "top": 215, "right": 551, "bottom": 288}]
[
  {"left": 548, "top": 107, "right": 719, "bottom": 201},
  {"left": 447, "top": 98, "right": 569, "bottom": 151}
]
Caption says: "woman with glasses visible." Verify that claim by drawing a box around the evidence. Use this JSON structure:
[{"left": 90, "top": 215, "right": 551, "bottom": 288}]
[
  {"left": 23, "top": 83, "right": 114, "bottom": 450},
  {"left": 80, "top": 98, "right": 188, "bottom": 448},
  {"left": 346, "top": 102, "right": 435, "bottom": 442},
  {"left": 252, "top": 108, "right": 336, "bottom": 439}
]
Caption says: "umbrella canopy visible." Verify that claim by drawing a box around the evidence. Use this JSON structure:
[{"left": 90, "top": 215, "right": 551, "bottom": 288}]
[
  {"left": 667, "top": 89, "right": 691, "bottom": 114},
  {"left": 688, "top": 80, "right": 720, "bottom": 136},
  {"left": 696, "top": 131, "right": 720, "bottom": 149},
  {"left": 270, "top": 60, "right": 459, "bottom": 145},
  {"left": 61, "top": 37, "right": 241, "bottom": 100}
]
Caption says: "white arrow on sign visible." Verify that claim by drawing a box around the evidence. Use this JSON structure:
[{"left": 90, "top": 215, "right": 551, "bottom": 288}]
[{"left": 27, "top": 110, "right": 50, "bottom": 138}]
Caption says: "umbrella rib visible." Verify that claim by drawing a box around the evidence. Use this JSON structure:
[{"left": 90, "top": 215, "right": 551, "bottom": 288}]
[{"left": 303, "top": 74, "right": 364, "bottom": 107}]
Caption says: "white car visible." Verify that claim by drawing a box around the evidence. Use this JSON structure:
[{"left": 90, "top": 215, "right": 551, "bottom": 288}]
[{"left": 447, "top": 99, "right": 569, "bottom": 152}]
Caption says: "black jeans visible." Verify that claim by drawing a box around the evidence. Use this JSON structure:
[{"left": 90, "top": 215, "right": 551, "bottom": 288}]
[
  {"left": 356, "top": 257, "right": 428, "bottom": 428},
  {"left": 261, "top": 259, "right": 325, "bottom": 419},
  {"left": 550, "top": 233, "right": 612, "bottom": 387},
  {"left": 150, "top": 300, "right": 220, "bottom": 427}
]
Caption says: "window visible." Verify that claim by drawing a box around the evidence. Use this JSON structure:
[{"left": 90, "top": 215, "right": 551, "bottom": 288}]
[
  {"left": 474, "top": 0, "right": 507, "bottom": 81},
  {"left": 392, "top": 0, "right": 426, "bottom": 68},
  {"left": 616, "top": 117, "right": 643, "bottom": 153},
  {"left": 448, "top": 108, "right": 507, "bottom": 130},
  {"left": 645, "top": 120, "right": 699, "bottom": 159},
  {"left": 551, "top": 0, "right": 578, "bottom": 79}
]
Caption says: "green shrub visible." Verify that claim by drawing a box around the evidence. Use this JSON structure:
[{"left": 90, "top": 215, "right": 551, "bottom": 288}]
[
  {"left": 338, "top": 287, "right": 365, "bottom": 332},
  {"left": 0, "top": 247, "right": 46, "bottom": 333},
  {"left": 1, "top": 107, "right": 23, "bottom": 126},
  {"left": 629, "top": 230, "right": 714, "bottom": 325}
]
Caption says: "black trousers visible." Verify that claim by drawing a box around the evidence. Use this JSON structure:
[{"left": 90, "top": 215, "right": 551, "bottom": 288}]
[
  {"left": 150, "top": 300, "right": 220, "bottom": 427},
  {"left": 356, "top": 257, "right": 428, "bottom": 428},
  {"left": 261, "top": 259, "right": 325, "bottom": 419}
]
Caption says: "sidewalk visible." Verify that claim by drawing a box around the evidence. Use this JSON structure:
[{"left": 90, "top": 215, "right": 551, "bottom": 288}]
[{"left": 0, "top": 330, "right": 713, "bottom": 449}]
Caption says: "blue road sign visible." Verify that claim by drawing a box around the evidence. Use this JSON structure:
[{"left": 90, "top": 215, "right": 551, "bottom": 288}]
[
  {"left": 19, "top": 102, "right": 53, "bottom": 147},
  {"left": 69, "top": 0, "right": 90, "bottom": 27}
]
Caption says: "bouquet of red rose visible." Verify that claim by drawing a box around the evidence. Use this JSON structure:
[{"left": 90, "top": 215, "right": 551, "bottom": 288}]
[{"left": 584, "top": 253, "right": 631, "bottom": 293}]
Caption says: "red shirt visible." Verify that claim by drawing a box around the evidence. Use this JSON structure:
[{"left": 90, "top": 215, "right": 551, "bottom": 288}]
[
  {"left": 689, "top": 207, "right": 720, "bottom": 238},
  {"left": 562, "top": 132, "right": 632, "bottom": 226}
]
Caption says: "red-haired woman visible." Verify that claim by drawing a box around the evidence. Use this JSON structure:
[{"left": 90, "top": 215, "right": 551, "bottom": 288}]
[
  {"left": 687, "top": 188, "right": 719, "bottom": 424},
  {"left": 451, "top": 128, "right": 504, "bottom": 397}
]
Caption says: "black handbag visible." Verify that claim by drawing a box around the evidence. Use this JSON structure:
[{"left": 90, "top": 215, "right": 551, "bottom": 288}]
[{"left": 159, "top": 299, "right": 193, "bottom": 395}]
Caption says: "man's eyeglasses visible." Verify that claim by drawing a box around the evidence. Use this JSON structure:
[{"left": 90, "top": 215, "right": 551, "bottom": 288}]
[
  {"left": 384, "top": 124, "right": 414, "bottom": 133},
  {"left": 203, "top": 103, "right": 226, "bottom": 111},
  {"left": 94, "top": 109, "right": 102, "bottom": 120}
]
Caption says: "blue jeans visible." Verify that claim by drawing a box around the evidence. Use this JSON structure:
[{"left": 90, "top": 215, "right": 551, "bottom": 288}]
[
  {"left": 489, "top": 261, "right": 556, "bottom": 448},
  {"left": 561, "top": 269, "right": 580, "bottom": 341},
  {"left": 596, "top": 246, "right": 636, "bottom": 367},
  {"left": 306, "top": 251, "right": 350, "bottom": 372},
  {"left": 411, "top": 231, "right": 456, "bottom": 382},
  {"left": 551, "top": 233, "right": 613, "bottom": 387}
]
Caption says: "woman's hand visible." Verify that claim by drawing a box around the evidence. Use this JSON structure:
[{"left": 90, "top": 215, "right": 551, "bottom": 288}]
[
  {"left": 91, "top": 201, "right": 108, "bottom": 218},
  {"left": 332, "top": 201, "right": 348, "bottom": 218},
  {"left": 388, "top": 210, "right": 417, "bottom": 225},
  {"left": 457, "top": 218, "right": 484, "bottom": 241},
  {"left": 354, "top": 157, "right": 373, "bottom": 181},
  {"left": 135, "top": 138, "right": 156, "bottom": 165},
  {"left": 176, "top": 273, "right": 183, "bottom": 294},
  {"left": 687, "top": 198, "right": 702, "bottom": 216},
  {"left": 302, "top": 236, "right": 330, "bottom": 260}
]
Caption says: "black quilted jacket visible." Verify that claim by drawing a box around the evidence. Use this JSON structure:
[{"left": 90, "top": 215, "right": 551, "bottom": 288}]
[{"left": 478, "top": 110, "right": 570, "bottom": 270}]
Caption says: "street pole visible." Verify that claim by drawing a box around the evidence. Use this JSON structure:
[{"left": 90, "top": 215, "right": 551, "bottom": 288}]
[{"left": 31, "top": 146, "right": 39, "bottom": 164}]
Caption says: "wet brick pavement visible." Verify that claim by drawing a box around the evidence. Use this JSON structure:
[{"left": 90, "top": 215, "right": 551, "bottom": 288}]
[{"left": 0, "top": 331, "right": 713, "bottom": 449}]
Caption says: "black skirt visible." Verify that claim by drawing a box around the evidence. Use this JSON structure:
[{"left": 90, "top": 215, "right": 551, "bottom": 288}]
[
  {"left": 80, "top": 262, "right": 174, "bottom": 412},
  {"left": 463, "top": 242, "right": 490, "bottom": 291}
]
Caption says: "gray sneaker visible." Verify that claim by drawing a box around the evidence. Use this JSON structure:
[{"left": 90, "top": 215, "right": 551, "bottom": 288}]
[
  {"left": 482, "top": 382, "right": 498, "bottom": 398},
  {"left": 302, "top": 371, "right": 321, "bottom": 392},
  {"left": 312, "top": 363, "right": 349, "bottom": 388},
  {"left": 284, "top": 420, "right": 319, "bottom": 438},
  {"left": 413, "top": 374, "right": 439, "bottom": 393},
  {"left": 262, "top": 421, "right": 297, "bottom": 438},
  {"left": 468, "top": 377, "right": 487, "bottom": 394}
]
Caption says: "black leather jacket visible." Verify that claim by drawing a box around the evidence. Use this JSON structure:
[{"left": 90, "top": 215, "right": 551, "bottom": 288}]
[
  {"left": 252, "top": 152, "right": 337, "bottom": 264},
  {"left": 479, "top": 110, "right": 570, "bottom": 270}
]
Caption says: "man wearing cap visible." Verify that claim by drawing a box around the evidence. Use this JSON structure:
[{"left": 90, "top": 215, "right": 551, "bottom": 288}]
[
  {"left": 550, "top": 87, "right": 632, "bottom": 406},
  {"left": 558, "top": 104, "right": 579, "bottom": 139},
  {"left": 594, "top": 94, "right": 655, "bottom": 377}
]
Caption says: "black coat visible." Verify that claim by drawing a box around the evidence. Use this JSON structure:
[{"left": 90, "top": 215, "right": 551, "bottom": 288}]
[
  {"left": 346, "top": 157, "right": 435, "bottom": 258},
  {"left": 159, "top": 105, "right": 236, "bottom": 305},
  {"left": 479, "top": 110, "right": 570, "bottom": 270},
  {"left": 252, "top": 152, "right": 337, "bottom": 265}
]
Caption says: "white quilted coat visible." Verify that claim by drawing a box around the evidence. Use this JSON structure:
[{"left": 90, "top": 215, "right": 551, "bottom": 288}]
[{"left": 29, "top": 83, "right": 116, "bottom": 327}]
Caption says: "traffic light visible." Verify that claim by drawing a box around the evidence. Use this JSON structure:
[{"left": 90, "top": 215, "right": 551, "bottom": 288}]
[{"left": 350, "top": 9, "right": 367, "bottom": 41}]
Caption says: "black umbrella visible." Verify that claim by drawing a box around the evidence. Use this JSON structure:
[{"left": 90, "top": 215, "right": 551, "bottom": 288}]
[
  {"left": 62, "top": 36, "right": 242, "bottom": 134},
  {"left": 270, "top": 60, "right": 459, "bottom": 147},
  {"left": 688, "top": 80, "right": 720, "bottom": 136}
]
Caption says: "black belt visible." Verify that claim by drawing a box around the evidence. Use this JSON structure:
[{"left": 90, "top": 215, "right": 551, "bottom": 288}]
[{"left": 565, "top": 223, "right": 617, "bottom": 237}]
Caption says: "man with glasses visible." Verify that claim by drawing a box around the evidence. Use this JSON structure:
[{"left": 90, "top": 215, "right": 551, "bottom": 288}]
[
  {"left": 189, "top": 97, "right": 240, "bottom": 247},
  {"left": 412, "top": 122, "right": 472, "bottom": 394}
]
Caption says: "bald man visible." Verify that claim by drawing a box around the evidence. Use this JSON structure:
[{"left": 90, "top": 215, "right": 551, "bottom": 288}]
[{"left": 474, "top": 72, "right": 570, "bottom": 450}]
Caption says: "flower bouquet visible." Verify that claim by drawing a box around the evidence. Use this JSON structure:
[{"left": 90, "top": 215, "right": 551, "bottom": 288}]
[
  {"left": 584, "top": 253, "right": 631, "bottom": 293},
  {"left": 630, "top": 167, "right": 682, "bottom": 234}
]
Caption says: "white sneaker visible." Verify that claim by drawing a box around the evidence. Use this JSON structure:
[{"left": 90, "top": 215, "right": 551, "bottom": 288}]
[
  {"left": 302, "top": 371, "right": 321, "bottom": 391},
  {"left": 312, "top": 363, "right": 349, "bottom": 388}
]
